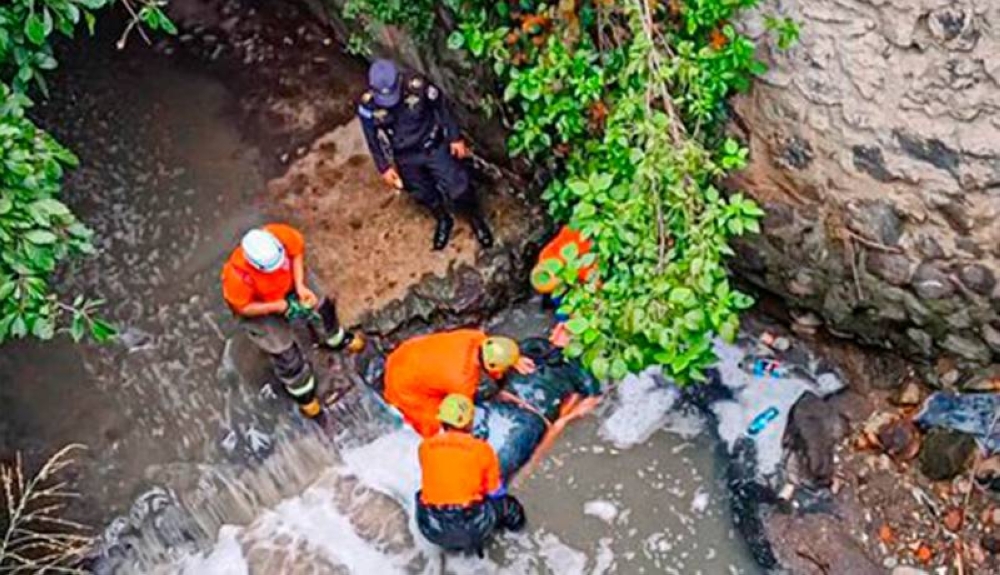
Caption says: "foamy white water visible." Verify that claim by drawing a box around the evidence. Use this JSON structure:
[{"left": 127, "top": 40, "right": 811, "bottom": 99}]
[{"left": 129, "top": 339, "right": 786, "bottom": 575}]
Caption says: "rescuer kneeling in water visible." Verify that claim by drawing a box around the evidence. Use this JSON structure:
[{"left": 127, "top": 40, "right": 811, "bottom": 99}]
[
  {"left": 383, "top": 329, "right": 536, "bottom": 438},
  {"left": 416, "top": 394, "right": 526, "bottom": 556},
  {"left": 530, "top": 225, "right": 596, "bottom": 348},
  {"left": 221, "top": 223, "right": 358, "bottom": 419}
]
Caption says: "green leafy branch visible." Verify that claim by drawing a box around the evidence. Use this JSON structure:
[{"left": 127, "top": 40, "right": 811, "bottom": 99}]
[
  {"left": 343, "top": 0, "right": 797, "bottom": 382},
  {"left": 1, "top": 0, "right": 174, "bottom": 345}
]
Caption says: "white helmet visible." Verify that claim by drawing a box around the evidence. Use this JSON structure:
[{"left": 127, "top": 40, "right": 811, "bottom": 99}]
[{"left": 241, "top": 229, "right": 286, "bottom": 272}]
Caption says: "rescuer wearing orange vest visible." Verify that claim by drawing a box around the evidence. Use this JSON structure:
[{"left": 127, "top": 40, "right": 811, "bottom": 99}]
[
  {"left": 221, "top": 224, "right": 357, "bottom": 419},
  {"left": 530, "top": 226, "right": 596, "bottom": 347},
  {"left": 383, "top": 329, "right": 536, "bottom": 438},
  {"left": 415, "top": 394, "right": 526, "bottom": 555}
]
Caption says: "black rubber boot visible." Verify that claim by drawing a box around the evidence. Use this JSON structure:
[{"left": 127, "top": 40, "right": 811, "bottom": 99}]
[
  {"left": 313, "top": 299, "right": 353, "bottom": 351},
  {"left": 498, "top": 496, "right": 526, "bottom": 532},
  {"left": 432, "top": 213, "right": 455, "bottom": 251},
  {"left": 470, "top": 214, "right": 494, "bottom": 249}
]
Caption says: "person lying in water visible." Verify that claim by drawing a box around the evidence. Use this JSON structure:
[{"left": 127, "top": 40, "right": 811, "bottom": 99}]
[
  {"left": 383, "top": 329, "right": 536, "bottom": 438},
  {"left": 416, "top": 394, "right": 525, "bottom": 557},
  {"left": 530, "top": 225, "right": 597, "bottom": 348}
]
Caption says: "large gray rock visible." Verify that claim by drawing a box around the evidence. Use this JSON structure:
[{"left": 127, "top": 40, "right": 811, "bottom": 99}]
[{"left": 731, "top": 0, "right": 1000, "bottom": 364}]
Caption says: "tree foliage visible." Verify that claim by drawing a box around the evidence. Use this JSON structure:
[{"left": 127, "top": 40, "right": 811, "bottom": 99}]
[
  {"left": 0, "top": 0, "right": 172, "bottom": 345},
  {"left": 353, "top": 0, "right": 797, "bottom": 383}
]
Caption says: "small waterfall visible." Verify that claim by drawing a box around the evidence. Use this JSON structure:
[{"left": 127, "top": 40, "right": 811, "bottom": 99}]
[{"left": 92, "top": 384, "right": 398, "bottom": 574}]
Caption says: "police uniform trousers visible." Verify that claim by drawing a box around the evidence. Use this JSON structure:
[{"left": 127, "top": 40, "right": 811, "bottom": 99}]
[{"left": 395, "top": 141, "right": 476, "bottom": 213}]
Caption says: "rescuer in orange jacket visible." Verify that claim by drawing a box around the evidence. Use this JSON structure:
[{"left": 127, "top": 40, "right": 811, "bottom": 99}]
[
  {"left": 383, "top": 329, "right": 536, "bottom": 437},
  {"left": 221, "top": 224, "right": 358, "bottom": 419},
  {"left": 415, "top": 394, "right": 526, "bottom": 555},
  {"left": 530, "top": 226, "right": 597, "bottom": 347}
]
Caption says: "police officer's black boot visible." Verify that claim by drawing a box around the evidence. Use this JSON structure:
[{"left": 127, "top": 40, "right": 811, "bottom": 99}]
[
  {"left": 460, "top": 193, "right": 494, "bottom": 249},
  {"left": 432, "top": 208, "right": 455, "bottom": 251},
  {"left": 470, "top": 214, "right": 494, "bottom": 249}
]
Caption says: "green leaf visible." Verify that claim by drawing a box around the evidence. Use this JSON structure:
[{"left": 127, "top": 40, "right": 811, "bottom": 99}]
[
  {"left": 668, "top": 287, "right": 696, "bottom": 308},
  {"left": 159, "top": 11, "right": 178, "bottom": 35},
  {"left": 11, "top": 316, "right": 27, "bottom": 338},
  {"left": 447, "top": 31, "right": 465, "bottom": 50},
  {"left": 32, "top": 316, "right": 54, "bottom": 339},
  {"left": 610, "top": 357, "right": 628, "bottom": 380},
  {"left": 591, "top": 356, "right": 609, "bottom": 380},
  {"left": 89, "top": 319, "right": 117, "bottom": 343},
  {"left": 24, "top": 230, "right": 58, "bottom": 244},
  {"left": 70, "top": 314, "right": 85, "bottom": 342},
  {"left": 591, "top": 173, "right": 613, "bottom": 191},
  {"left": 565, "top": 317, "right": 589, "bottom": 335},
  {"left": 25, "top": 14, "right": 47, "bottom": 45}
]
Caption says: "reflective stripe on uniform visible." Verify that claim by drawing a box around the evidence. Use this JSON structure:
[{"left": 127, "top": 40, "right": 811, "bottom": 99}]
[{"left": 285, "top": 375, "right": 316, "bottom": 398}]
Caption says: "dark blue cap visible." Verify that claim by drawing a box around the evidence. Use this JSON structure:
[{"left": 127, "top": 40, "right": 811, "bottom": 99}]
[{"left": 369, "top": 59, "right": 401, "bottom": 108}]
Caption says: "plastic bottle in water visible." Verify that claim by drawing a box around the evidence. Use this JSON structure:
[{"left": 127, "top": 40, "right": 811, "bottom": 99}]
[
  {"left": 740, "top": 357, "right": 790, "bottom": 378},
  {"left": 747, "top": 406, "right": 780, "bottom": 436}
]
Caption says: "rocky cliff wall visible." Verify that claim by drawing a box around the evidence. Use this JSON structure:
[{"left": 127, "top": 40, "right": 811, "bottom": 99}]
[{"left": 731, "top": 0, "right": 1000, "bottom": 366}]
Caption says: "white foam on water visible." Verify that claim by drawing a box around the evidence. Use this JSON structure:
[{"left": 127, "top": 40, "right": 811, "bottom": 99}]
[
  {"left": 662, "top": 409, "right": 706, "bottom": 439},
  {"left": 592, "top": 537, "right": 615, "bottom": 574},
  {"left": 341, "top": 427, "right": 423, "bottom": 504},
  {"left": 690, "top": 489, "right": 710, "bottom": 514},
  {"left": 599, "top": 367, "right": 679, "bottom": 449},
  {"left": 174, "top": 527, "right": 246, "bottom": 575},
  {"left": 583, "top": 500, "right": 619, "bottom": 525},
  {"left": 537, "top": 532, "right": 588, "bottom": 574}
]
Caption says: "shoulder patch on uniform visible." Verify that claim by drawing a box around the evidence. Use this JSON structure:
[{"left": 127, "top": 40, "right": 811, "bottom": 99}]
[
  {"left": 426, "top": 84, "right": 439, "bottom": 100},
  {"left": 357, "top": 105, "right": 373, "bottom": 119},
  {"left": 409, "top": 76, "right": 425, "bottom": 90}
]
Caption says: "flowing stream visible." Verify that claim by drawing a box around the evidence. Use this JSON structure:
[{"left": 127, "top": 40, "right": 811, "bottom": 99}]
[{"left": 1, "top": 21, "right": 763, "bottom": 575}]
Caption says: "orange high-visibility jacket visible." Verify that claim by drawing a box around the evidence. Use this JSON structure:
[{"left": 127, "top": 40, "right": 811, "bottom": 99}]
[
  {"left": 384, "top": 329, "right": 487, "bottom": 437},
  {"left": 538, "top": 226, "right": 595, "bottom": 283},
  {"left": 221, "top": 223, "right": 305, "bottom": 312},
  {"left": 419, "top": 431, "right": 501, "bottom": 507}
]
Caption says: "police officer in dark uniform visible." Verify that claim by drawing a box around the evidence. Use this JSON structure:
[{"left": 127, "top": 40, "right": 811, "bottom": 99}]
[{"left": 358, "top": 59, "right": 494, "bottom": 251}]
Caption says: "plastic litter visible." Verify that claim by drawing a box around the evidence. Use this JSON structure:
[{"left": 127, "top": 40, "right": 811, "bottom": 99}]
[
  {"left": 916, "top": 392, "right": 1000, "bottom": 454},
  {"left": 738, "top": 356, "right": 791, "bottom": 378},
  {"left": 760, "top": 332, "right": 791, "bottom": 351},
  {"left": 747, "top": 406, "right": 780, "bottom": 436}
]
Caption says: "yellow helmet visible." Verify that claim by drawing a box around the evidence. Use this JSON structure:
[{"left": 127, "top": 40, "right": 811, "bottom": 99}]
[
  {"left": 481, "top": 336, "right": 521, "bottom": 376},
  {"left": 438, "top": 394, "right": 475, "bottom": 428},
  {"left": 531, "top": 259, "right": 562, "bottom": 295}
]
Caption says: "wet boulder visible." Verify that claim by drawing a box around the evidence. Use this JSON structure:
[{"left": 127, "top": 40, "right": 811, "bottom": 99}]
[
  {"left": 919, "top": 429, "right": 976, "bottom": 481},
  {"left": 787, "top": 393, "right": 839, "bottom": 486}
]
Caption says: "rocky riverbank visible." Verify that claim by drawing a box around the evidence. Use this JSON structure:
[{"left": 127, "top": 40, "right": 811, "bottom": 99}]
[{"left": 741, "top": 308, "right": 1000, "bottom": 574}]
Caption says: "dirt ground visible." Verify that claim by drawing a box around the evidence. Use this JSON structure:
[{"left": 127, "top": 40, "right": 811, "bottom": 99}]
[
  {"left": 162, "top": 0, "right": 538, "bottom": 329},
  {"left": 266, "top": 120, "right": 533, "bottom": 326}
]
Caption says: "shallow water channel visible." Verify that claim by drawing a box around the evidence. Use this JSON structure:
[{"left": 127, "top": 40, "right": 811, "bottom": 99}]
[{"left": 1, "top": 26, "right": 762, "bottom": 575}]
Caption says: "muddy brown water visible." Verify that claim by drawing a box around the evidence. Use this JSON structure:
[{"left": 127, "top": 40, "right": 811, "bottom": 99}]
[{"left": 1, "top": 25, "right": 762, "bottom": 575}]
